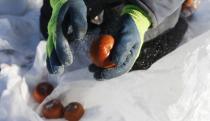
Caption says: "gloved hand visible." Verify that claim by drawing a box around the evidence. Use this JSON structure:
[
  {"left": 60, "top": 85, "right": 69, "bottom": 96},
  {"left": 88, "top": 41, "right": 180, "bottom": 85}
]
[
  {"left": 89, "top": 5, "right": 151, "bottom": 80},
  {"left": 46, "top": 0, "right": 87, "bottom": 74}
]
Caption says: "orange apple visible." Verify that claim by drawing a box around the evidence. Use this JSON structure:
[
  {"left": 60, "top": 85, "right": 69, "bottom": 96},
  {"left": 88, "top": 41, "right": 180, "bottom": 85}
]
[{"left": 90, "top": 35, "right": 116, "bottom": 68}]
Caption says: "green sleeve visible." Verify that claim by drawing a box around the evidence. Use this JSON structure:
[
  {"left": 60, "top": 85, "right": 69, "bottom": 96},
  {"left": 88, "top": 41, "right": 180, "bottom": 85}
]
[
  {"left": 46, "top": 0, "right": 68, "bottom": 57},
  {"left": 122, "top": 5, "right": 151, "bottom": 45}
]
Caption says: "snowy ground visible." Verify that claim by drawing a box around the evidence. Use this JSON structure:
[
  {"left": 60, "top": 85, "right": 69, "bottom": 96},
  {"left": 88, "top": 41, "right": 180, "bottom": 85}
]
[{"left": 0, "top": 0, "right": 210, "bottom": 121}]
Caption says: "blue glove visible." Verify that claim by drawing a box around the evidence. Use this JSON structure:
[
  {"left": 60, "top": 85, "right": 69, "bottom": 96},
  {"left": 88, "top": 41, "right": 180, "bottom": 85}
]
[
  {"left": 89, "top": 5, "right": 151, "bottom": 80},
  {"left": 46, "top": 0, "right": 87, "bottom": 74}
]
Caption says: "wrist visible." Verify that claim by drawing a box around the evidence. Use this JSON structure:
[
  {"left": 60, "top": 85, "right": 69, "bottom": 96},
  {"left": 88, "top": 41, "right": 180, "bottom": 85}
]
[{"left": 122, "top": 5, "right": 151, "bottom": 41}]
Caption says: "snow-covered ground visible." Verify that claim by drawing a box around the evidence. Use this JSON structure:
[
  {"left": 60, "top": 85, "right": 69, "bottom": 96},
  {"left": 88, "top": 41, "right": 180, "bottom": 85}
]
[{"left": 0, "top": 0, "right": 210, "bottom": 121}]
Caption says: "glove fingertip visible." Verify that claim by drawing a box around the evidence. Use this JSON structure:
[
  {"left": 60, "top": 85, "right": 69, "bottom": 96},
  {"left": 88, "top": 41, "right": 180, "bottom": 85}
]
[
  {"left": 50, "top": 65, "right": 64, "bottom": 74},
  {"left": 94, "top": 72, "right": 105, "bottom": 81},
  {"left": 46, "top": 57, "right": 64, "bottom": 74},
  {"left": 56, "top": 26, "right": 73, "bottom": 66},
  {"left": 88, "top": 64, "right": 97, "bottom": 72}
]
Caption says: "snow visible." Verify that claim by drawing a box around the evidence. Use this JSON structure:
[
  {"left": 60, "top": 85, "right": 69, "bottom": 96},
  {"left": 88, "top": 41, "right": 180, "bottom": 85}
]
[{"left": 0, "top": 0, "right": 210, "bottom": 121}]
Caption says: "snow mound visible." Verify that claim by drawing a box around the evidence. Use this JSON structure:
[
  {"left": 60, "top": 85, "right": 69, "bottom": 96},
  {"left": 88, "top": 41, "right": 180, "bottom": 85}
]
[
  {"left": 0, "top": 0, "right": 210, "bottom": 121},
  {"left": 1, "top": 31, "right": 210, "bottom": 121}
]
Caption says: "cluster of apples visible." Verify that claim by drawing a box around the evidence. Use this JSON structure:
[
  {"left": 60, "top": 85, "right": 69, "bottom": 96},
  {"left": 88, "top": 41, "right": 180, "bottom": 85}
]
[
  {"left": 33, "top": 82, "right": 84, "bottom": 121},
  {"left": 32, "top": 34, "right": 115, "bottom": 120}
]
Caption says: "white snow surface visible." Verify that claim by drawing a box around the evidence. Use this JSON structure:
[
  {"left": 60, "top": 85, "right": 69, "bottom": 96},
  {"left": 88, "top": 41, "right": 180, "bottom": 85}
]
[{"left": 0, "top": 0, "right": 210, "bottom": 121}]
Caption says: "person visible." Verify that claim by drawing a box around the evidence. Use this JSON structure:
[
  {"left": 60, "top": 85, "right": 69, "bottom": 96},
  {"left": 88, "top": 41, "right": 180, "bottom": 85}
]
[{"left": 40, "top": 0, "right": 198, "bottom": 80}]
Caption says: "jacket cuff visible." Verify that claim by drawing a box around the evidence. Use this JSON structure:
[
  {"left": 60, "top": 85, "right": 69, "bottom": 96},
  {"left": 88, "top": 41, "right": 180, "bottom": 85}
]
[
  {"left": 122, "top": 5, "right": 151, "bottom": 41},
  {"left": 47, "top": 0, "right": 67, "bottom": 57}
]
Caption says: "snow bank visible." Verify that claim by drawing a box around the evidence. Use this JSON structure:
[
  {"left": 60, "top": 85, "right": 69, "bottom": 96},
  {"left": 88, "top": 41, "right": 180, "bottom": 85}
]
[
  {"left": 1, "top": 30, "right": 210, "bottom": 121},
  {"left": 0, "top": 0, "right": 210, "bottom": 121}
]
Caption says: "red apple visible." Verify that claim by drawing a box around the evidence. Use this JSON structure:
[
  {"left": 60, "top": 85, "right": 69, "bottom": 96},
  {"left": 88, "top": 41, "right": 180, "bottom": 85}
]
[
  {"left": 33, "top": 82, "right": 54, "bottom": 103},
  {"left": 64, "top": 102, "right": 85, "bottom": 121},
  {"left": 42, "top": 99, "right": 64, "bottom": 119}
]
